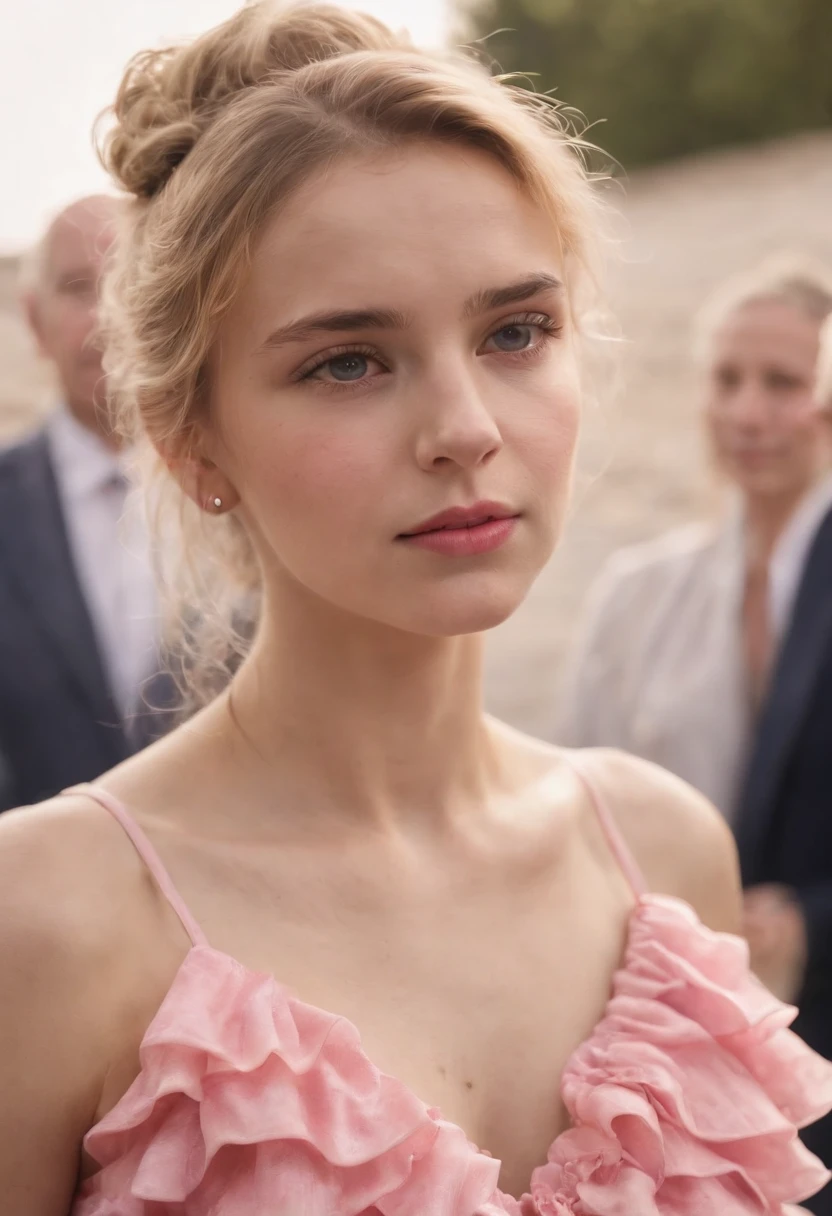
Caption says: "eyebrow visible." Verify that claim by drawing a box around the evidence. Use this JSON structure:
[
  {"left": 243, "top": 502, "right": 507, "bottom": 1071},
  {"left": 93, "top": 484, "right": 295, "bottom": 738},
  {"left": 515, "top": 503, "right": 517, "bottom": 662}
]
[
  {"left": 256, "top": 272, "right": 564, "bottom": 352},
  {"left": 462, "top": 272, "right": 564, "bottom": 318},
  {"left": 258, "top": 308, "right": 408, "bottom": 351}
]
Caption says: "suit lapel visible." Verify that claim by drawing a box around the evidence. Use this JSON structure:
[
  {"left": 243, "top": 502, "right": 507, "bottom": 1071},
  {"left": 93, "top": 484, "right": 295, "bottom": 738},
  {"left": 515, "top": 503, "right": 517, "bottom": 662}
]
[
  {"left": 0, "top": 431, "right": 121, "bottom": 732},
  {"left": 736, "top": 505, "right": 832, "bottom": 879}
]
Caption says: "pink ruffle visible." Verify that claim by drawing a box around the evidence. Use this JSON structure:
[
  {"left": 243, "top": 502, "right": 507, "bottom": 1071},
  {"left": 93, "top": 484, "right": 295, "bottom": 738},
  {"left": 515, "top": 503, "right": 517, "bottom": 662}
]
[
  {"left": 72, "top": 895, "right": 832, "bottom": 1215},
  {"left": 74, "top": 948, "right": 500, "bottom": 1216},
  {"left": 525, "top": 896, "right": 832, "bottom": 1215}
]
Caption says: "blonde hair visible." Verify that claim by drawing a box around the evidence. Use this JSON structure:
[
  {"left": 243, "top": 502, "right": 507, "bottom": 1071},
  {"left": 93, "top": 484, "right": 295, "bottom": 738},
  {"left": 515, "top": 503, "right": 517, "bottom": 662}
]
[
  {"left": 98, "top": 0, "right": 605, "bottom": 705},
  {"left": 695, "top": 254, "right": 832, "bottom": 362}
]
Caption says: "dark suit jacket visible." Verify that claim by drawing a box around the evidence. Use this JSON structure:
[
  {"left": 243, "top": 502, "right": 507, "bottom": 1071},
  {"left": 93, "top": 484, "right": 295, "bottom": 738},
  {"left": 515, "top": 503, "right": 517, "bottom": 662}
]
[
  {"left": 736, "top": 502, "right": 832, "bottom": 1200},
  {"left": 0, "top": 429, "right": 172, "bottom": 811}
]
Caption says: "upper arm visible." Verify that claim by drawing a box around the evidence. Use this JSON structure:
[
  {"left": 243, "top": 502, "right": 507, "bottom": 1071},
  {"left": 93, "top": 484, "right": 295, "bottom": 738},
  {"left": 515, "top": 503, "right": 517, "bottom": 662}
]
[
  {"left": 583, "top": 748, "right": 743, "bottom": 935},
  {"left": 0, "top": 804, "right": 122, "bottom": 1214}
]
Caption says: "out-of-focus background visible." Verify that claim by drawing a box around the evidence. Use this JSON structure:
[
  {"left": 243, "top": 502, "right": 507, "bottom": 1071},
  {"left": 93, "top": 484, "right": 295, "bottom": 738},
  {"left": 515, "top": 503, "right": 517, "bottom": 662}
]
[{"left": 2, "top": 0, "right": 831, "bottom": 737}]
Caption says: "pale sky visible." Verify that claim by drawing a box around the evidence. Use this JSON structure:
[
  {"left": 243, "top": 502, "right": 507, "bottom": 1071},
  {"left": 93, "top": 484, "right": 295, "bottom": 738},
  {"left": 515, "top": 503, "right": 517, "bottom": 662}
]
[{"left": 0, "top": 0, "right": 449, "bottom": 254}]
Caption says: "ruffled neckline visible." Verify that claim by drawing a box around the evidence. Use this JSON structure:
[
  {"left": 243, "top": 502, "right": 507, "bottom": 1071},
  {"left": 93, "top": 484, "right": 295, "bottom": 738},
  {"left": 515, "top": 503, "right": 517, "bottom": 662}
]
[{"left": 75, "top": 893, "right": 832, "bottom": 1215}]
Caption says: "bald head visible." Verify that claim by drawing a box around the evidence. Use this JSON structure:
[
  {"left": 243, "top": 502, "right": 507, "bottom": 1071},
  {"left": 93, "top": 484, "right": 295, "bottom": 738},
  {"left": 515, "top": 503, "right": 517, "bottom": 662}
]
[{"left": 23, "top": 194, "right": 121, "bottom": 440}]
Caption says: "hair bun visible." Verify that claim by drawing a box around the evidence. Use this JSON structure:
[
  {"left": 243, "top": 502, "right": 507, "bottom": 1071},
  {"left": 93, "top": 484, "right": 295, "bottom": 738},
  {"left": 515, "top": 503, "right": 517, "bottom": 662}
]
[{"left": 100, "top": 2, "right": 408, "bottom": 199}]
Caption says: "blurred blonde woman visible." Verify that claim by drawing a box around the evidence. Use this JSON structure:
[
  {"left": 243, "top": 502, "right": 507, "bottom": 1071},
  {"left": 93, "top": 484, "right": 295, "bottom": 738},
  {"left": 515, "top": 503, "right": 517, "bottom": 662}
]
[
  {"left": 560, "top": 261, "right": 832, "bottom": 1209},
  {"left": 1, "top": 7, "right": 831, "bottom": 1215},
  {"left": 561, "top": 259, "right": 832, "bottom": 809}
]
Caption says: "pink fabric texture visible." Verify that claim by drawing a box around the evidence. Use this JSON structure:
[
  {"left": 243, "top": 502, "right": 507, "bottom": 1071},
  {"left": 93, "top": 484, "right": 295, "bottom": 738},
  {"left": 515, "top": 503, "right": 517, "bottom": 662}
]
[{"left": 73, "top": 892, "right": 832, "bottom": 1215}]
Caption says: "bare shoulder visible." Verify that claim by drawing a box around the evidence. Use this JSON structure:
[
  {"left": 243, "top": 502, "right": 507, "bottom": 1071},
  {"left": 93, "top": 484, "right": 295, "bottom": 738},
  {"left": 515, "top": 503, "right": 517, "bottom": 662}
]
[
  {"left": 1, "top": 790, "right": 142, "bottom": 923},
  {"left": 0, "top": 795, "right": 160, "bottom": 1207},
  {"left": 569, "top": 747, "right": 743, "bottom": 934},
  {"left": 0, "top": 793, "right": 155, "bottom": 1007},
  {"left": 0, "top": 787, "right": 185, "bottom": 1037}
]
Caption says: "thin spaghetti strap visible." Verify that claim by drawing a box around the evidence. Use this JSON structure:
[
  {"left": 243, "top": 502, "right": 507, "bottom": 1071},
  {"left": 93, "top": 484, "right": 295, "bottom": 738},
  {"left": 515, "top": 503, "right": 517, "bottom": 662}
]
[
  {"left": 563, "top": 752, "right": 648, "bottom": 899},
  {"left": 64, "top": 784, "right": 208, "bottom": 949}
]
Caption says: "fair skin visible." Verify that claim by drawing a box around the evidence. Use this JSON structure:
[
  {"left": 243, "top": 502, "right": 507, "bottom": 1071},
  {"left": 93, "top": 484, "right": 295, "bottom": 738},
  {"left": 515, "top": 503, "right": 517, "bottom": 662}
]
[
  {"left": 0, "top": 144, "right": 741, "bottom": 1214},
  {"left": 23, "top": 195, "right": 120, "bottom": 445},
  {"left": 706, "top": 297, "right": 830, "bottom": 562},
  {"left": 705, "top": 297, "right": 830, "bottom": 1000}
]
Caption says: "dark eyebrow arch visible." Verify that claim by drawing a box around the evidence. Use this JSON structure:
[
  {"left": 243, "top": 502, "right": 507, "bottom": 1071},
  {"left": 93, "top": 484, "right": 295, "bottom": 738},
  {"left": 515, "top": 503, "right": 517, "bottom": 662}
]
[
  {"left": 258, "top": 308, "right": 409, "bottom": 351},
  {"left": 256, "top": 272, "right": 564, "bottom": 353},
  {"left": 463, "top": 272, "right": 564, "bottom": 317}
]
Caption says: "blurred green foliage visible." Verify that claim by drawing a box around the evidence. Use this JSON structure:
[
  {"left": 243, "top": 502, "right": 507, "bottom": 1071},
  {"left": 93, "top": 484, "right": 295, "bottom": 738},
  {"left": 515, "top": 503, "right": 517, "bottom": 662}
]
[{"left": 458, "top": 0, "right": 832, "bottom": 168}]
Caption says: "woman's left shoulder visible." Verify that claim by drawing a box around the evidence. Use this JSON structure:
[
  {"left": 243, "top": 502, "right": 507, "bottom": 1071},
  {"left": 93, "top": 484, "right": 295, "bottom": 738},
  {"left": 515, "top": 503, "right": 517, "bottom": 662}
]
[{"left": 569, "top": 746, "right": 743, "bottom": 934}]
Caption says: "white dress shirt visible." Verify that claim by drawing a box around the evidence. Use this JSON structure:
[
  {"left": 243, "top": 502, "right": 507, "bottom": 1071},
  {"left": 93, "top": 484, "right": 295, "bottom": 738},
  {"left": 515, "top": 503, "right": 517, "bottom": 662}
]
[
  {"left": 48, "top": 407, "right": 159, "bottom": 718},
  {"left": 558, "top": 474, "right": 832, "bottom": 821}
]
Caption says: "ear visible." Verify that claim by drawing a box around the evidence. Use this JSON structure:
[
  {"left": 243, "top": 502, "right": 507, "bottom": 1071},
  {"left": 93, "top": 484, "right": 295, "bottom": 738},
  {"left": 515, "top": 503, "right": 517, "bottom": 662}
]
[
  {"left": 21, "top": 290, "right": 49, "bottom": 359},
  {"left": 158, "top": 437, "right": 241, "bottom": 515}
]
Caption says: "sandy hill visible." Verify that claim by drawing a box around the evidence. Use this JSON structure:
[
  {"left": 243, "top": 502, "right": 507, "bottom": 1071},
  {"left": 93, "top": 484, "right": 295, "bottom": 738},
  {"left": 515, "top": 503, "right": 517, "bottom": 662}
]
[{"left": 2, "top": 131, "right": 831, "bottom": 738}]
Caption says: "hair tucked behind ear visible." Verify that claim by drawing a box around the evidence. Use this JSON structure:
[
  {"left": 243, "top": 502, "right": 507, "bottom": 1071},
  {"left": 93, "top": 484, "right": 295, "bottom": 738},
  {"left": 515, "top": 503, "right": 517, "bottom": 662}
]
[{"left": 97, "top": 0, "right": 607, "bottom": 711}]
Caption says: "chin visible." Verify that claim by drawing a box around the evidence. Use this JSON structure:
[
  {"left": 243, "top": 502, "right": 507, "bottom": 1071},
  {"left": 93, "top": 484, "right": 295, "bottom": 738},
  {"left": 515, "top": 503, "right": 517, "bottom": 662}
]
[
  {"left": 390, "top": 572, "right": 537, "bottom": 638},
  {"left": 737, "top": 470, "right": 794, "bottom": 499}
]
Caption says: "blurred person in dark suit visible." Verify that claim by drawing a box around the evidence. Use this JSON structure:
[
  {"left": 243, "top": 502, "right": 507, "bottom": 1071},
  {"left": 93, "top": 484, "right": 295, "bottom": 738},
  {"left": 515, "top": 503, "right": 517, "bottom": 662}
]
[
  {"left": 738, "top": 311, "right": 832, "bottom": 1211},
  {"left": 0, "top": 196, "right": 169, "bottom": 811},
  {"left": 559, "top": 259, "right": 832, "bottom": 1206}
]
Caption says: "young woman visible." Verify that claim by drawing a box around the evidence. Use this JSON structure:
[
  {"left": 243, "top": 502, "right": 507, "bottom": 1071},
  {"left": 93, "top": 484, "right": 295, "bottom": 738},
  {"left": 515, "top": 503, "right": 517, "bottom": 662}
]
[{"left": 2, "top": 6, "right": 831, "bottom": 1214}]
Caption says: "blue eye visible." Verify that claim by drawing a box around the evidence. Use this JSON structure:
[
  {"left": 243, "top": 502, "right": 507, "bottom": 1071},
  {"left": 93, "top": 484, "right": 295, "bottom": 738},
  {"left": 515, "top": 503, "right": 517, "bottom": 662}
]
[
  {"left": 491, "top": 324, "right": 535, "bottom": 352},
  {"left": 298, "top": 346, "right": 387, "bottom": 389},
  {"left": 325, "top": 353, "right": 369, "bottom": 382}
]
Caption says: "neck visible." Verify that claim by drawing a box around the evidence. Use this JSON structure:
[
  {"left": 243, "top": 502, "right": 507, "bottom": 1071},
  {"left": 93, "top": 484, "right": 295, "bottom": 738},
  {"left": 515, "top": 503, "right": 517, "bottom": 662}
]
[
  {"left": 744, "top": 482, "right": 817, "bottom": 569},
  {"left": 224, "top": 585, "right": 498, "bottom": 834}
]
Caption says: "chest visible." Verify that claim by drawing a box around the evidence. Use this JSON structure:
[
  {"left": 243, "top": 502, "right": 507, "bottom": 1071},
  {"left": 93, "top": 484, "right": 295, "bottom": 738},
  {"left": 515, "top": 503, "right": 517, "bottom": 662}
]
[{"left": 131, "top": 836, "right": 633, "bottom": 1196}]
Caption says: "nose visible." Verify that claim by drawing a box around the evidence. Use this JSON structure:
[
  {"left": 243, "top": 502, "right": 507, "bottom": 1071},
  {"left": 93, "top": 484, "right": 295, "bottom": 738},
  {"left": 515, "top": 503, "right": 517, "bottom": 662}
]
[
  {"left": 414, "top": 365, "right": 503, "bottom": 472},
  {"left": 725, "top": 380, "right": 768, "bottom": 428}
]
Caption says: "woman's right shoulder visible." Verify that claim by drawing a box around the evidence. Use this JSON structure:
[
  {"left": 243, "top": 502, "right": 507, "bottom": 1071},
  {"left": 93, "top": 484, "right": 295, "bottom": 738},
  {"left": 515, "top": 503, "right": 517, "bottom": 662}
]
[
  {"left": 0, "top": 796, "right": 163, "bottom": 1207},
  {"left": 0, "top": 792, "right": 152, "bottom": 985}
]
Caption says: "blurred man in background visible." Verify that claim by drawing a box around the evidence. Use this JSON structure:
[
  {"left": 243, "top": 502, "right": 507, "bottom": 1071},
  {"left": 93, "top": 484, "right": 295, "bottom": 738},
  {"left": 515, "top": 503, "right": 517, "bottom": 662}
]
[
  {"left": 737, "top": 313, "right": 832, "bottom": 1210},
  {"left": 0, "top": 195, "right": 166, "bottom": 811}
]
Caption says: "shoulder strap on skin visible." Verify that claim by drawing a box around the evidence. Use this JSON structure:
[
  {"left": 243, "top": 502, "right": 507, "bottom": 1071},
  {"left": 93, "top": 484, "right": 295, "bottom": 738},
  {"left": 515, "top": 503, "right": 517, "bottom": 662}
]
[
  {"left": 63, "top": 784, "right": 208, "bottom": 949},
  {"left": 562, "top": 751, "right": 648, "bottom": 899}
]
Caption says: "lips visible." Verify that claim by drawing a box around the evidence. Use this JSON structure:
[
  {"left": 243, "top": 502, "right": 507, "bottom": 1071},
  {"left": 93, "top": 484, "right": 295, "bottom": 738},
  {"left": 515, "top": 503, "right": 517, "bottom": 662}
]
[{"left": 399, "top": 502, "right": 517, "bottom": 538}]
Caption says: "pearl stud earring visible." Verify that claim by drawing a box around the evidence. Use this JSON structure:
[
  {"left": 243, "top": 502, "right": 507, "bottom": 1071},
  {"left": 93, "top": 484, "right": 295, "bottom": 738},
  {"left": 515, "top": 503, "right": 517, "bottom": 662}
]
[{"left": 211, "top": 496, "right": 223, "bottom": 511}]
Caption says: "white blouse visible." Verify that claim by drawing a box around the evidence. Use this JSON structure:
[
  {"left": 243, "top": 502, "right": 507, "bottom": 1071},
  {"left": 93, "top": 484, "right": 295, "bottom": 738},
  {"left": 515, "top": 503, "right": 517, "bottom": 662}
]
[{"left": 557, "top": 477, "right": 832, "bottom": 820}]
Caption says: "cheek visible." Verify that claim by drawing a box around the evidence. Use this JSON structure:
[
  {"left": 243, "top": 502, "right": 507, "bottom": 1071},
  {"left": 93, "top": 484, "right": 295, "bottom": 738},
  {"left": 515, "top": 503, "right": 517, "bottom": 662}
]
[
  {"left": 784, "top": 416, "right": 825, "bottom": 461},
  {"left": 56, "top": 309, "right": 93, "bottom": 358},
  {"left": 504, "top": 368, "right": 581, "bottom": 488},
  {"left": 236, "top": 408, "right": 389, "bottom": 540},
  {"left": 705, "top": 410, "right": 728, "bottom": 449},
  {"left": 704, "top": 405, "right": 740, "bottom": 456}
]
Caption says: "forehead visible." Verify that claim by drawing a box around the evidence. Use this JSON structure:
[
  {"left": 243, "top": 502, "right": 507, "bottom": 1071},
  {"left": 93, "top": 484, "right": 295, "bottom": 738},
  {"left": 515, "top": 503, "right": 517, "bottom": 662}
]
[
  {"left": 240, "top": 143, "right": 563, "bottom": 331},
  {"left": 712, "top": 299, "right": 822, "bottom": 369},
  {"left": 46, "top": 204, "right": 116, "bottom": 276}
]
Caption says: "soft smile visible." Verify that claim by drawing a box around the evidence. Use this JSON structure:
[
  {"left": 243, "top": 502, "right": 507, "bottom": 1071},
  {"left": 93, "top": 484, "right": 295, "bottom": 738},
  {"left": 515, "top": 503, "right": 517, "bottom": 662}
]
[{"left": 397, "top": 502, "right": 521, "bottom": 557}]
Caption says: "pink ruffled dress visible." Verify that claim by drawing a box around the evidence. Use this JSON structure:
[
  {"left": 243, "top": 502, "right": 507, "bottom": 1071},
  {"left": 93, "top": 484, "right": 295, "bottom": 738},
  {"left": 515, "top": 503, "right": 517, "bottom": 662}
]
[{"left": 69, "top": 770, "right": 832, "bottom": 1216}]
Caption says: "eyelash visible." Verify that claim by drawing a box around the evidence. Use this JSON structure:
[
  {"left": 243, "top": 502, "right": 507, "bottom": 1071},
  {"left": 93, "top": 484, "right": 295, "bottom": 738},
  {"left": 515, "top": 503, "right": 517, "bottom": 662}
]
[{"left": 293, "top": 312, "right": 563, "bottom": 391}]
